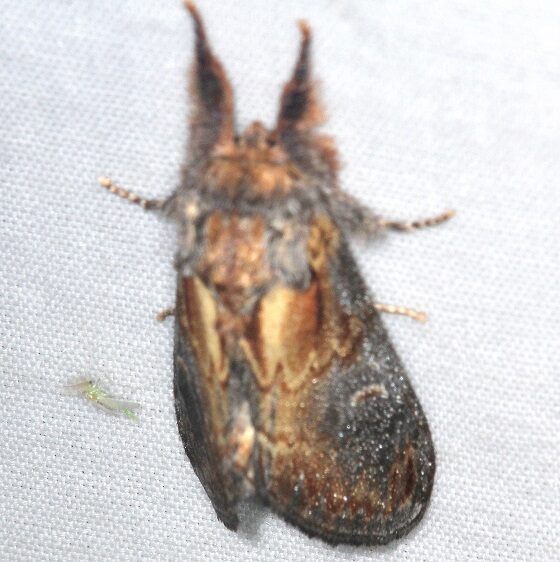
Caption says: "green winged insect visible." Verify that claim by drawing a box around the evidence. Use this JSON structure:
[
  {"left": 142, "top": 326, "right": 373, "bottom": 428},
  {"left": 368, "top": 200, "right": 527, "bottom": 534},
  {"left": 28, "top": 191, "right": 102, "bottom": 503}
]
[{"left": 66, "top": 379, "right": 140, "bottom": 421}]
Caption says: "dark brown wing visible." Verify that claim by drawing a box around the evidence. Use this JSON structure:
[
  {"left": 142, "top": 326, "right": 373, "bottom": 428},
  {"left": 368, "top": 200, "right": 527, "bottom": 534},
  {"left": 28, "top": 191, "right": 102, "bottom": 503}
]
[{"left": 245, "top": 218, "right": 435, "bottom": 545}]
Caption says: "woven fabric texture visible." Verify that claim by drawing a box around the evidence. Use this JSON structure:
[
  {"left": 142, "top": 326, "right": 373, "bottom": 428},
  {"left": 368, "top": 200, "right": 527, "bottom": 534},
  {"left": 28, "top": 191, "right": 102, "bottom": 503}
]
[{"left": 1, "top": 1, "right": 559, "bottom": 560}]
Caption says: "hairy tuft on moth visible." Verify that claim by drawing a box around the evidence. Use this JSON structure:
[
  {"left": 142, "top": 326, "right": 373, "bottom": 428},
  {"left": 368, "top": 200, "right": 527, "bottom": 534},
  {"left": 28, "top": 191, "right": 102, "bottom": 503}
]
[{"left": 98, "top": 2, "right": 454, "bottom": 545}]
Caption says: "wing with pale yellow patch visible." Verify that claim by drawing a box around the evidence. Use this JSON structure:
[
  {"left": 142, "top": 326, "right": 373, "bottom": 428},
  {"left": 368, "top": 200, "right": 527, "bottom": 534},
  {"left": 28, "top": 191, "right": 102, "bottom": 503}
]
[
  {"left": 243, "top": 219, "right": 436, "bottom": 545},
  {"left": 173, "top": 213, "right": 434, "bottom": 544},
  {"left": 174, "top": 274, "right": 242, "bottom": 529}
]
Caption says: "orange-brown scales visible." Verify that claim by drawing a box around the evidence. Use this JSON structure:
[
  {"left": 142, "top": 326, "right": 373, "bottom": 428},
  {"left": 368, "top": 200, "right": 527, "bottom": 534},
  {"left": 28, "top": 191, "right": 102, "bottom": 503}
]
[
  {"left": 206, "top": 122, "right": 303, "bottom": 198},
  {"left": 168, "top": 2, "right": 436, "bottom": 546}
]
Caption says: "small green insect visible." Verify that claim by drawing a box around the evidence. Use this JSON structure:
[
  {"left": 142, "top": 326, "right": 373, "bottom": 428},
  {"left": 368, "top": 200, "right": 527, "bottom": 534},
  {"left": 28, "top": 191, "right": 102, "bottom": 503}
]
[{"left": 66, "top": 379, "right": 140, "bottom": 421}]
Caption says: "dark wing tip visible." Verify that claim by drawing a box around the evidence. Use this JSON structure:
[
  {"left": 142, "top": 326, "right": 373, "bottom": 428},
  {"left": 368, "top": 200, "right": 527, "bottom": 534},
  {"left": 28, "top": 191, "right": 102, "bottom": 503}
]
[
  {"left": 297, "top": 20, "right": 311, "bottom": 44},
  {"left": 183, "top": 0, "right": 235, "bottom": 152},
  {"left": 217, "top": 509, "right": 240, "bottom": 532},
  {"left": 294, "top": 20, "right": 312, "bottom": 82},
  {"left": 184, "top": 1, "right": 209, "bottom": 55},
  {"left": 275, "top": 20, "right": 321, "bottom": 133},
  {"left": 184, "top": 0, "right": 198, "bottom": 19}
]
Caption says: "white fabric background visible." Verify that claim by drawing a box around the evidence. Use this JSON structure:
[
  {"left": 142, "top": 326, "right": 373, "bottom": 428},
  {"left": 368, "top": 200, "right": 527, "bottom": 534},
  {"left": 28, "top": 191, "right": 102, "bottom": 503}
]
[{"left": 1, "top": 0, "right": 559, "bottom": 560}]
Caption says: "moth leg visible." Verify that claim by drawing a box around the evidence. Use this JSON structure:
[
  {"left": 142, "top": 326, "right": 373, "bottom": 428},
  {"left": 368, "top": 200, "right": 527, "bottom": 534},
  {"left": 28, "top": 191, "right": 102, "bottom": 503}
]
[
  {"left": 98, "top": 177, "right": 166, "bottom": 210},
  {"left": 332, "top": 191, "right": 455, "bottom": 236},
  {"left": 378, "top": 210, "right": 455, "bottom": 233},
  {"left": 156, "top": 307, "right": 175, "bottom": 322},
  {"left": 375, "top": 303, "right": 428, "bottom": 323}
]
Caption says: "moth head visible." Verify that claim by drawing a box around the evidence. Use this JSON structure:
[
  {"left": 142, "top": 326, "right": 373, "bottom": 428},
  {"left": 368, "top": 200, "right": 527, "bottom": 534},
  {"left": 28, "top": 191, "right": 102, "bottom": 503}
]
[
  {"left": 210, "top": 122, "right": 286, "bottom": 165},
  {"left": 185, "top": 3, "right": 336, "bottom": 190},
  {"left": 239, "top": 121, "right": 273, "bottom": 150},
  {"left": 208, "top": 124, "right": 298, "bottom": 196}
]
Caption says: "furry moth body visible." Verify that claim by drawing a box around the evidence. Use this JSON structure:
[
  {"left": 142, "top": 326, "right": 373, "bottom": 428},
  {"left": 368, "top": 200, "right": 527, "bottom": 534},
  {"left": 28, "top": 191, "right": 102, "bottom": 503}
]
[{"left": 99, "top": 2, "right": 454, "bottom": 545}]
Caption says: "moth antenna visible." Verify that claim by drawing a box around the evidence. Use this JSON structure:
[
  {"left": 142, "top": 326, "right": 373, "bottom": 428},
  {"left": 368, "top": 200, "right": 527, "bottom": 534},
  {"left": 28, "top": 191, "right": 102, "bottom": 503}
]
[
  {"left": 276, "top": 20, "right": 324, "bottom": 133},
  {"left": 183, "top": 1, "right": 235, "bottom": 158}
]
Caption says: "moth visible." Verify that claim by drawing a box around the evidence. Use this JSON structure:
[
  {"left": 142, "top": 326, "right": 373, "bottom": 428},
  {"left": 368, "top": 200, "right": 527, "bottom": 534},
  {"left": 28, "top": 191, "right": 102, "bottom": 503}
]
[{"left": 98, "top": 1, "right": 454, "bottom": 545}]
